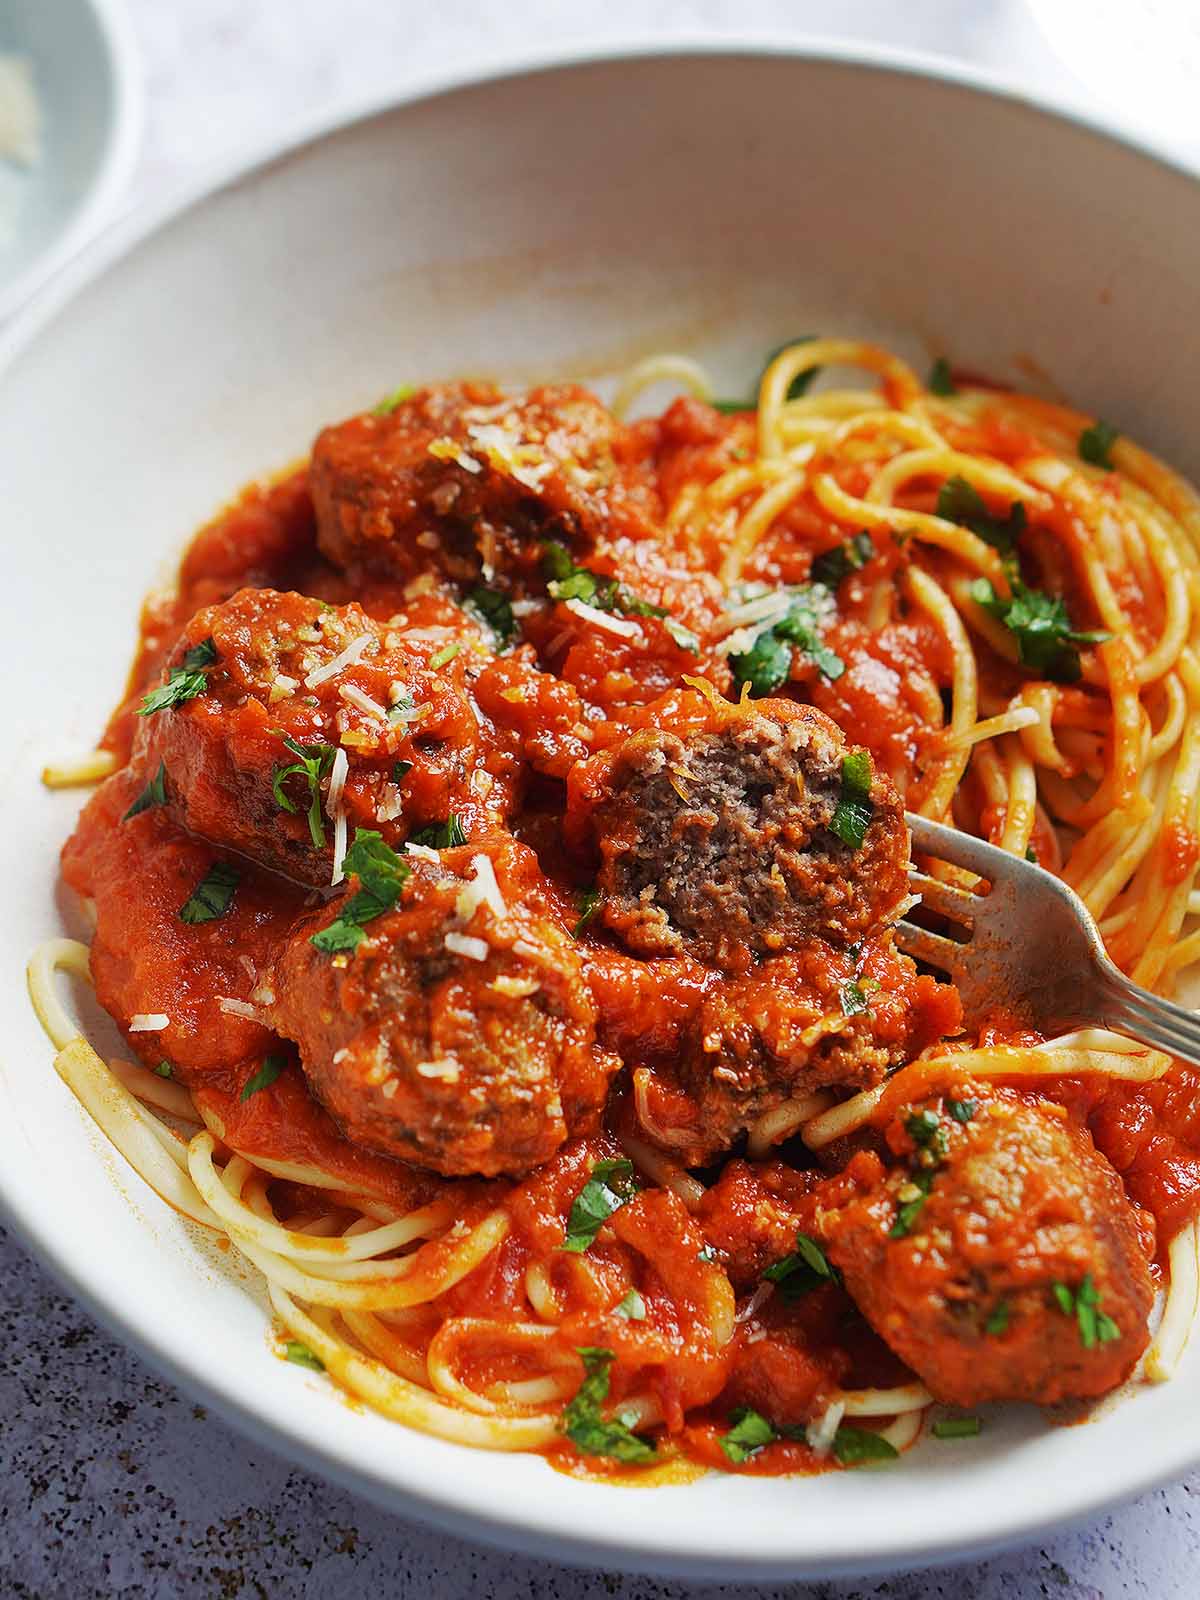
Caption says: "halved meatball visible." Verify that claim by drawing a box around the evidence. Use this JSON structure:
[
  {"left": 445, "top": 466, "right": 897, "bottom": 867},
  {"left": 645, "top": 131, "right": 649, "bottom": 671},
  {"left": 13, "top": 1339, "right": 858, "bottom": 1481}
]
[
  {"left": 821, "top": 1088, "right": 1154, "bottom": 1405},
  {"left": 632, "top": 935, "right": 959, "bottom": 1165},
  {"left": 310, "top": 381, "right": 663, "bottom": 585},
  {"left": 134, "top": 587, "right": 528, "bottom": 885},
  {"left": 570, "top": 698, "right": 908, "bottom": 972},
  {"left": 271, "top": 839, "right": 620, "bottom": 1177}
]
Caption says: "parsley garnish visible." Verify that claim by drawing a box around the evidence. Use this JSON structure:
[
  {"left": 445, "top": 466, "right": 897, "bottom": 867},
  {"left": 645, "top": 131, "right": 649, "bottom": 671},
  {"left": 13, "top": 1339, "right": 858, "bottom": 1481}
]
[
  {"left": 1025, "top": 845, "right": 1039, "bottom": 864},
  {"left": 932, "top": 1416, "right": 981, "bottom": 1440},
  {"left": 310, "top": 829, "right": 411, "bottom": 953},
  {"left": 179, "top": 861, "right": 239, "bottom": 924},
  {"left": 573, "top": 887, "right": 601, "bottom": 937},
  {"left": 1050, "top": 1274, "right": 1121, "bottom": 1349},
  {"left": 720, "top": 1407, "right": 778, "bottom": 1464},
  {"left": 832, "top": 1426, "right": 899, "bottom": 1466},
  {"left": 810, "top": 531, "right": 874, "bottom": 591},
  {"left": 839, "top": 979, "right": 868, "bottom": 1016},
  {"left": 122, "top": 760, "right": 168, "bottom": 822},
  {"left": 408, "top": 815, "right": 467, "bottom": 850},
  {"left": 936, "top": 476, "right": 1026, "bottom": 561},
  {"left": 928, "top": 358, "right": 957, "bottom": 396},
  {"left": 890, "top": 1168, "right": 935, "bottom": 1239},
  {"left": 561, "top": 1348, "right": 656, "bottom": 1464},
  {"left": 429, "top": 641, "right": 462, "bottom": 670},
  {"left": 614, "top": 1288, "right": 646, "bottom": 1321},
  {"left": 272, "top": 736, "right": 336, "bottom": 848},
  {"left": 561, "top": 1158, "right": 639, "bottom": 1253},
  {"left": 730, "top": 586, "right": 844, "bottom": 696},
  {"left": 697, "top": 1244, "right": 720, "bottom": 1264},
  {"left": 465, "top": 586, "right": 517, "bottom": 647},
  {"left": 970, "top": 577, "right": 1109, "bottom": 683},
  {"left": 283, "top": 1340, "right": 325, "bottom": 1371},
  {"left": 153, "top": 1060, "right": 173, "bottom": 1079},
  {"left": 711, "top": 336, "right": 821, "bottom": 413},
  {"left": 372, "top": 383, "right": 414, "bottom": 417},
  {"left": 985, "top": 1300, "right": 1011, "bottom": 1336},
  {"left": 905, "top": 1108, "right": 949, "bottom": 1165},
  {"left": 946, "top": 1097, "right": 976, "bottom": 1124},
  {"left": 392, "top": 759, "right": 413, "bottom": 783},
  {"left": 830, "top": 750, "right": 874, "bottom": 849},
  {"left": 137, "top": 638, "right": 219, "bottom": 717},
  {"left": 241, "top": 1055, "right": 286, "bottom": 1101},
  {"left": 763, "top": 1231, "right": 839, "bottom": 1300},
  {"left": 542, "top": 542, "right": 696, "bottom": 651},
  {"left": 1079, "top": 419, "right": 1118, "bottom": 469}
]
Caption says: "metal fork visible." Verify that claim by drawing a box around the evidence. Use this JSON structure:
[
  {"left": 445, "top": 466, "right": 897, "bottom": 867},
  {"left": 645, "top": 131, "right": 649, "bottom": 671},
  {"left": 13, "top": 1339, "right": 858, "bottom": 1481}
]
[{"left": 895, "top": 811, "right": 1200, "bottom": 1068}]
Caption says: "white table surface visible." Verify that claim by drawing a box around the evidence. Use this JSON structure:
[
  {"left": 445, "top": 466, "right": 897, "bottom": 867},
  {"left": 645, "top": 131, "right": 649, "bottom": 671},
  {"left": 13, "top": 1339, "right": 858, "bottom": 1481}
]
[{"left": 4, "top": 2, "right": 1200, "bottom": 1595}]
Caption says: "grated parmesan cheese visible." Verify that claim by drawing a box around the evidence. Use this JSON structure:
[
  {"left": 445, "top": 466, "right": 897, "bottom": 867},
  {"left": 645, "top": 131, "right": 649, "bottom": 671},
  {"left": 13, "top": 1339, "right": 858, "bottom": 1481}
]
[
  {"left": 805, "top": 1399, "right": 846, "bottom": 1457},
  {"left": 416, "top": 1058, "right": 462, "bottom": 1082},
  {"left": 217, "top": 998, "right": 265, "bottom": 1022},
  {"left": 338, "top": 682, "right": 387, "bottom": 720},
  {"left": 406, "top": 843, "right": 442, "bottom": 863},
  {"left": 326, "top": 747, "right": 349, "bottom": 815},
  {"left": 331, "top": 809, "right": 348, "bottom": 886},
  {"left": 444, "top": 931, "right": 489, "bottom": 962},
  {"left": 305, "top": 633, "right": 373, "bottom": 688},
  {"left": 563, "top": 599, "right": 641, "bottom": 639},
  {"left": 455, "top": 853, "right": 508, "bottom": 922},
  {"left": 129, "top": 1013, "right": 169, "bottom": 1032}
]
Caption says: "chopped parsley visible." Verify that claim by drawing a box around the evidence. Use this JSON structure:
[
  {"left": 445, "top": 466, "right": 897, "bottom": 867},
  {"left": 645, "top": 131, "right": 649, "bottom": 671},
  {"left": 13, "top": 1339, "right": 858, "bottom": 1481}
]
[
  {"left": 272, "top": 736, "right": 337, "bottom": 848},
  {"left": 985, "top": 1300, "right": 1011, "bottom": 1336},
  {"left": 1025, "top": 845, "right": 1039, "bottom": 864},
  {"left": 137, "top": 638, "right": 219, "bottom": 717},
  {"left": 711, "top": 336, "right": 821, "bottom": 413},
  {"left": 697, "top": 1244, "right": 720, "bottom": 1265},
  {"left": 1079, "top": 419, "right": 1118, "bottom": 469},
  {"left": 720, "top": 1407, "right": 778, "bottom": 1465},
  {"left": 970, "top": 577, "right": 1110, "bottom": 683},
  {"left": 561, "top": 1158, "right": 639, "bottom": 1253},
  {"left": 310, "top": 829, "right": 411, "bottom": 953},
  {"left": 408, "top": 815, "right": 467, "bottom": 850},
  {"left": 763, "top": 1231, "right": 839, "bottom": 1300},
  {"left": 179, "top": 861, "right": 239, "bottom": 924},
  {"left": 429, "top": 641, "right": 462, "bottom": 670},
  {"left": 614, "top": 1288, "right": 646, "bottom": 1321},
  {"left": 392, "top": 759, "right": 413, "bottom": 783},
  {"left": 241, "top": 1055, "right": 286, "bottom": 1101},
  {"left": 283, "top": 1340, "right": 325, "bottom": 1371},
  {"left": 730, "top": 585, "right": 844, "bottom": 696},
  {"left": 465, "top": 586, "right": 517, "bottom": 648},
  {"left": 1051, "top": 1274, "right": 1121, "bottom": 1349},
  {"left": 372, "top": 383, "right": 414, "bottom": 417},
  {"left": 890, "top": 1167, "right": 936, "bottom": 1239},
  {"left": 122, "top": 760, "right": 169, "bottom": 822},
  {"left": 830, "top": 750, "right": 874, "bottom": 849},
  {"left": 542, "top": 542, "right": 696, "bottom": 651},
  {"left": 905, "top": 1108, "right": 949, "bottom": 1165},
  {"left": 932, "top": 1416, "right": 982, "bottom": 1440},
  {"left": 810, "top": 531, "right": 875, "bottom": 591},
  {"left": 946, "top": 1097, "right": 976, "bottom": 1124},
  {"left": 839, "top": 979, "right": 869, "bottom": 1016},
  {"left": 573, "top": 887, "right": 601, "bottom": 937},
  {"left": 561, "top": 1347, "right": 656, "bottom": 1464},
  {"left": 387, "top": 690, "right": 416, "bottom": 723},
  {"left": 153, "top": 1060, "right": 174, "bottom": 1079},
  {"left": 928, "top": 357, "right": 957, "bottom": 396},
  {"left": 936, "top": 476, "right": 1026, "bottom": 561},
  {"left": 831, "top": 1425, "right": 899, "bottom": 1466}
]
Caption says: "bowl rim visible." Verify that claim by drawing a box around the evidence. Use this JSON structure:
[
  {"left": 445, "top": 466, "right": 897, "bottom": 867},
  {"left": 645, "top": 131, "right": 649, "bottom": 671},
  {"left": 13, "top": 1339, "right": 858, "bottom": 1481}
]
[
  {"left": 4, "top": 35, "right": 1200, "bottom": 1579},
  {"left": 0, "top": 0, "right": 144, "bottom": 322}
]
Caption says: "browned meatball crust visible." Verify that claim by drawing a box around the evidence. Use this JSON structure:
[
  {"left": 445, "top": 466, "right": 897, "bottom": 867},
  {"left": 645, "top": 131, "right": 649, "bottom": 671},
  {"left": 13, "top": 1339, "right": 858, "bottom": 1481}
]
[
  {"left": 310, "top": 381, "right": 663, "bottom": 585},
  {"left": 571, "top": 699, "right": 908, "bottom": 972},
  {"left": 821, "top": 1089, "right": 1155, "bottom": 1405},
  {"left": 271, "top": 838, "right": 620, "bottom": 1177}
]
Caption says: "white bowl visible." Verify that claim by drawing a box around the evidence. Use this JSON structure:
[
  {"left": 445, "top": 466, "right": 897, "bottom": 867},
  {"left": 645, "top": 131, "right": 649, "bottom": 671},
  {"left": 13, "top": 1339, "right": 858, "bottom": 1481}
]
[
  {"left": 2, "top": 42, "right": 1199, "bottom": 1581},
  {"left": 0, "top": 0, "right": 141, "bottom": 321}
]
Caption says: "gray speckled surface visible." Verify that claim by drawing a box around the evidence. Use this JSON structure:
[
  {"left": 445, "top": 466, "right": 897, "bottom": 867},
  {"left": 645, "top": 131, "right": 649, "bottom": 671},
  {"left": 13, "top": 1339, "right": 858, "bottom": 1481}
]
[{"left": 7, "top": 2, "right": 1200, "bottom": 1593}]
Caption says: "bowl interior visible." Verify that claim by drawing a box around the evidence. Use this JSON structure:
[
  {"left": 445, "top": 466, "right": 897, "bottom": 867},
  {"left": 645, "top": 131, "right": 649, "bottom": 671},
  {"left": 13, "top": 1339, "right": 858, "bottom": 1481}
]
[{"left": 1, "top": 49, "right": 1198, "bottom": 1579}]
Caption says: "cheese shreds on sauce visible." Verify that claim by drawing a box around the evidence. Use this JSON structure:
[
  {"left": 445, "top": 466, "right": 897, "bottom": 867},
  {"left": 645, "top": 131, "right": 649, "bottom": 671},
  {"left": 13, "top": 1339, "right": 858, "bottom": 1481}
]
[
  {"left": 304, "top": 633, "right": 373, "bottom": 689},
  {"left": 563, "top": 598, "right": 642, "bottom": 638},
  {"left": 129, "top": 1013, "right": 169, "bottom": 1032}
]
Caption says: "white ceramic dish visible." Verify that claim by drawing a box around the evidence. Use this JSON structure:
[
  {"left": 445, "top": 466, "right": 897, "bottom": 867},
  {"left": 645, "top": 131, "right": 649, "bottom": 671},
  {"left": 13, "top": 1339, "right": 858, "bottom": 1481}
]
[
  {"left": 0, "top": 0, "right": 140, "bottom": 322},
  {"left": 3, "top": 41, "right": 1200, "bottom": 1581}
]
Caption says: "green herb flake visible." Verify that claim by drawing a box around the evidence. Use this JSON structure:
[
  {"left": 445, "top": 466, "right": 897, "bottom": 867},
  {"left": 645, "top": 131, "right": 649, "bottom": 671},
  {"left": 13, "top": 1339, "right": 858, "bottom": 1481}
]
[
  {"left": 730, "top": 627, "right": 792, "bottom": 697},
  {"left": 241, "top": 1054, "right": 286, "bottom": 1102},
  {"left": 561, "top": 1347, "right": 656, "bottom": 1464},
  {"left": 697, "top": 1244, "right": 720, "bottom": 1265},
  {"left": 810, "top": 531, "right": 875, "bottom": 591},
  {"left": 932, "top": 1416, "right": 982, "bottom": 1440},
  {"left": 614, "top": 1288, "right": 646, "bottom": 1321},
  {"left": 763, "top": 1231, "right": 839, "bottom": 1301},
  {"left": 182, "top": 637, "right": 218, "bottom": 671},
  {"left": 970, "top": 576, "right": 1110, "bottom": 684},
  {"left": 831, "top": 1425, "right": 899, "bottom": 1467},
  {"left": 905, "top": 1108, "right": 949, "bottom": 1164},
  {"left": 1052, "top": 1281, "right": 1076, "bottom": 1316},
  {"left": 890, "top": 1168, "right": 935, "bottom": 1239},
  {"left": 153, "top": 1060, "right": 174, "bottom": 1080},
  {"left": 310, "top": 829, "right": 412, "bottom": 954},
  {"left": 272, "top": 736, "right": 337, "bottom": 849},
  {"left": 179, "top": 861, "right": 240, "bottom": 924},
  {"left": 122, "top": 760, "right": 169, "bottom": 822},
  {"left": 541, "top": 541, "right": 694, "bottom": 648},
  {"left": 830, "top": 750, "right": 874, "bottom": 850},
  {"left": 763, "top": 335, "right": 820, "bottom": 400},
  {"left": 720, "top": 1406, "right": 778, "bottom": 1465},
  {"left": 561, "top": 1157, "right": 639, "bottom": 1253},
  {"left": 372, "top": 383, "right": 414, "bottom": 418},
  {"left": 429, "top": 641, "right": 462, "bottom": 670},
  {"left": 465, "top": 587, "right": 517, "bottom": 648},
  {"left": 928, "top": 358, "right": 957, "bottom": 396},
  {"left": 573, "top": 887, "right": 601, "bottom": 938},
  {"left": 839, "top": 979, "right": 869, "bottom": 1016},
  {"left": 137, "top": 667, "right": 210, "bottom": 717},
  {"left": 1079, "top": 419, "right": 1119, "bottom": 469},
  {"left": 730, "top": 585, "right": 844, "bottom": 697},
  {"left": 392, "top": 759, "right": 413, "bottom": 783},
  {"left": 936, "top": 475, "right": 1027, "bottom": 560},
  {"left": 946, "top": 1097, "right": 976, "bottom": 1124},
  {"left": 1025, "top": 845, "right": 1038, "bottom": 863},
  {"left": 283, "top": 1340, "right": 325, "bottom": 1371},
  {"left": 408, "top": 815, "right": 467, "bottom": 850},
  {"left": 985, "top": 1300, "right": 1011, "bottom": 1336}
]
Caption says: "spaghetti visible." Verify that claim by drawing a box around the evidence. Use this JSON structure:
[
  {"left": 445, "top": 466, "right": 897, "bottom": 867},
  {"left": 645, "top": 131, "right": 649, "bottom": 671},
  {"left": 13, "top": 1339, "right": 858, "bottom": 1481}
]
[{"left": 31, "top": 337, "right": 1200, "bottom": 1477}]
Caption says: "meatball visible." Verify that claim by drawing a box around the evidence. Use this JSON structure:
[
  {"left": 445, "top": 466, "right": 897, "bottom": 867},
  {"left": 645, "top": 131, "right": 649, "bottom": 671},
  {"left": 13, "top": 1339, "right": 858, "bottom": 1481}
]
[
  {"left": 822, "top": 1089, "right": 1154, "bottom": 1405},
  {"left": 271, "top": 838, "right": 620, "bottom": 1177},
  {"left": 570, "top": 698, "right": 908, "bottom": 972},
  {"left": 134, "top": 587, "right": 527, "bottom": 885},
  {"left": 633, "top": 936, "right": 958, "bottom": 1165},
  {"left": 310, "top": 381, "right": 663, "bottom": 584}
]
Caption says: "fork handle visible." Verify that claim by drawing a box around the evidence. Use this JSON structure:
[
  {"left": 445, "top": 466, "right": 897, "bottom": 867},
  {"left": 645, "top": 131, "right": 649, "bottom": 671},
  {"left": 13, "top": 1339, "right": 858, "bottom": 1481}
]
[{"left": 1098, "top": 966, "right": 1200, "bottom": 1071}]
